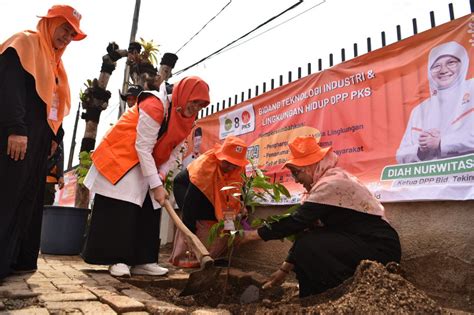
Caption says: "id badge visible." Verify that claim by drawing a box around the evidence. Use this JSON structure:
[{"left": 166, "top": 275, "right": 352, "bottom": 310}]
[
  {"left": 48, "top": 93, "right": 59, "bottom": 121},
  {"left": 223, "top": 209, "right": 236, "bottom": 231},
  {"left": 48, "top": 108, "right": 58, "bottom": 121}
]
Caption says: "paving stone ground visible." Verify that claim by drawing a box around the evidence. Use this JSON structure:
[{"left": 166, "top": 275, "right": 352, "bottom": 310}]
[{"left": 0, "top": 254, "right": 224, "bottom": 315}]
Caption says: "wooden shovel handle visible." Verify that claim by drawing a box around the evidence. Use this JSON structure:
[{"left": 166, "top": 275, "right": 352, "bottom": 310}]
[{"left": 163, "top": 199, "right": 212, "bottom": 263}]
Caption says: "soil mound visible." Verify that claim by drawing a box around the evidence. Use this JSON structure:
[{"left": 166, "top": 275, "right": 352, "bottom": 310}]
[
  {"left": 298, "top": 260, "right": 442, "bottom": 314},
  {"left": 128, "top": 259, "right": 444, "bottom": 314}
]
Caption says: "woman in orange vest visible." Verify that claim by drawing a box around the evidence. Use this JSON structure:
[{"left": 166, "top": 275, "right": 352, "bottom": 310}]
[
  {"left": 241, "top": 136, "right": 401, "bottom": 297},
  {"left": 81, "top": 76, "right": 210, "bottom": 277},
  {"left": 170, "top": 136, "right": 249, "bottom": 267},
  {"left": 0, "top": 5, "right": 86, "bottom": 279}
]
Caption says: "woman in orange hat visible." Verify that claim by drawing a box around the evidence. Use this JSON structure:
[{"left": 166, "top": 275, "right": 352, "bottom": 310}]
[
  {"left": 0, "top": 5, "right": 86, "bottom": 279},
  {"left": 169, "top": 136, "right": 249, "bottom": 267},
  {"left": 242, "top": 136, "right": 401, "bottom": 297},
  {"left": 81, "top": 76, "right": 210, "bottom": 277}
]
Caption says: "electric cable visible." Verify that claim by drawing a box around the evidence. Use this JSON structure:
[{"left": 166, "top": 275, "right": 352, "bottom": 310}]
[
  {"left": 175, "top": 0, "right": 232, "bottom": 54},
  {"left": 173, "top": 0, "right": 304, "bottom": 76},
  {"left": 218, "top": 0, "right": 326, "bottom": 55},
  {"left": 102, "top": 102, "right": 121, "bottom": 120}
]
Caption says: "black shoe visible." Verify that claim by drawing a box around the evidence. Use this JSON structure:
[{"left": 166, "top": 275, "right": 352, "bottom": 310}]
[
  {"left": 11, "top": 264, "right": 37, "bottom": 275},
  {"left": 11, "top": 269, "right": 37, "bottom": 275}
]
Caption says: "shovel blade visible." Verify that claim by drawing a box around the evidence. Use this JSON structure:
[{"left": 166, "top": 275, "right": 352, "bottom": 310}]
[{"left": 180, "top": 265, "right": 221, "bottom": 296}]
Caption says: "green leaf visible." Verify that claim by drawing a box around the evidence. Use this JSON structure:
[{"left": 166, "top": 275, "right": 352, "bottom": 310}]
[
  {"left": 284, "top": 204, "right": 300, "bottom": 215},
  {"left": 82, "top": 160, "right": 92, "bottom": 167},
  {"left": 277, "top": 183, "right": 291, "bottom": 197},
  {"left": 207, "top": 220, "right": 225, "bottom": 246},
  {"left": 251, "top": 218, "right": 263, "bottom": 227},
  {"left": 77, "top": 168, "right": 88, "bottom": 176},
  {"left": 79, "top": 151, "right": 89, "bottom": 160}
]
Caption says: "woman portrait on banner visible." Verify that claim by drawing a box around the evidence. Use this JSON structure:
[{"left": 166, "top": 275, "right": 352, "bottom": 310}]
[
  {"left": 396, "top": 41, "right": 474, "bottom": 164},
  {"left": 242, "top": 136, "right": 401, "bottom": 298},
  {"left": 81, "top": 76, "right": 210, "bottom": 277},
  {"left": 182, "top": 127, "right": 203, "bottom": 168},
  {"left": 169, "top": 136, "right": 249, "bottom": 267},
  {"left": 0, "top": 5, "right": 86, "bottom": 279}
]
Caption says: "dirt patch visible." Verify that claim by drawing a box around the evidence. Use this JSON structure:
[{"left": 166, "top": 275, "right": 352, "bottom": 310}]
[
  {"left": 402, "top": 253, "right": 474, "bottom": 312},
  {"left": 123, "top": 260, "right": 452, "bottom": 314},
  {"left": 0, "top": 297, "right": 43, "bottom": 311}
]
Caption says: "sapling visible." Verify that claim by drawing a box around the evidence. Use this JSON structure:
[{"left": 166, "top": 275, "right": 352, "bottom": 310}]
[{"left": 207, "top": 161, "right": 290, "bottom": 302}]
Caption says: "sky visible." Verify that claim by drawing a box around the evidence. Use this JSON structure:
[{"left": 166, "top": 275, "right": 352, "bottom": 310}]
[{"left": 0, "top": 0, "right": 472, "bottom": 168}]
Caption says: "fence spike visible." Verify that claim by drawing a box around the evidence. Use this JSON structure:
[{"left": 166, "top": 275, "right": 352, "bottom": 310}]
[
  {"left": 430, "top": 11, "right": 436, "bottom": 28},
  {"left": 449, "top": 3, "right": 454, "bottom": 20},
  {"left": 412, "top": 18, "right": 418, "bottom": 34}
]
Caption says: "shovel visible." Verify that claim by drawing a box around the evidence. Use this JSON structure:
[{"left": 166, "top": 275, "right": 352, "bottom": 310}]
[{"left": 162, "top": 200, "right": 221, "bottom": 296}]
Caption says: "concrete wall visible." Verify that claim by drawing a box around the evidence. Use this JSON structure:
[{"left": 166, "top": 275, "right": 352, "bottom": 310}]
[{"left": 232, "top": 201, "right": 474, "bottom": 305}]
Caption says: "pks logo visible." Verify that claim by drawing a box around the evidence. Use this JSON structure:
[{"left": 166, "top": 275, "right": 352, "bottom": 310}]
[
  {"left": 242, "top": 111, "right": 251, "bottom": 124},
  {"left": 218, "top": 104, "right": 255, "bottom": 139}
]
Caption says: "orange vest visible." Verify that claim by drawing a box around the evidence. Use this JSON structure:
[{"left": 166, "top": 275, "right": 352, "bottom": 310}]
[
  {"left": 92, "top": 104, "right": 141, "bottom": 184},
  {"left": 92, "top": 91, "right": 194, "bottom": 185},
  {"left": 188, "top": 149, "right": 244, "bottom": 220}
]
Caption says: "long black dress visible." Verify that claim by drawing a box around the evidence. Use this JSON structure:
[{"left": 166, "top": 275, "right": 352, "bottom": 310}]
[
  {"left": 0, "top": 48, "right": 60, "bottom": 279},
  {"left": 258, "top": 202, "right": 401, "bottom": 297},
  {"left": 173, "top": 168, "right": 216, "bottom": 233},
  {"left": 81, "top": 193, "right": 162, "bottom": 266}
]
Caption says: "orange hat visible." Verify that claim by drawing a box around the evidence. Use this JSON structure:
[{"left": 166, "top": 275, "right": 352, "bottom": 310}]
[
  {"left": 283, "top": 136, "right": 331, "bottom": 168},
  {"left": 38, "top": 5, "right": 87, "bottom": 41},
  {"left": 215, "top": 136, "right": 249, "bottom": 167}
]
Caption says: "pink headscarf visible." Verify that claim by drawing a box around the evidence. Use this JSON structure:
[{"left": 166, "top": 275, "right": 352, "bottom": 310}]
[{"left": 303, "top": 151, "right": 387, "bottom": 221}]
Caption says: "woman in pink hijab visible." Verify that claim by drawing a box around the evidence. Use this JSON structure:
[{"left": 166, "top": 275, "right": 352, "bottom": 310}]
[{"left": 242, "top": 136, "right": 401, "bottom": 298}]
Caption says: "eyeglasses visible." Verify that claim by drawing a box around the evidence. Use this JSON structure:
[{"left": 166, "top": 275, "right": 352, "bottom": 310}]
[
  {"left": 430, "top": 59, "right": 460, "bottom": 73},
  {"left": 290, "top": 168, "right": 302, "bottom": 178}
]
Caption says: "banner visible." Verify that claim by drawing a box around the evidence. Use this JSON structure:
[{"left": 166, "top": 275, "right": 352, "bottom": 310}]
[
  {"left": 56, "top": 169, "right": 77, "bottom": 206},
  {"left": 184, "top": 14, "right": 474, "bottom": 203}
]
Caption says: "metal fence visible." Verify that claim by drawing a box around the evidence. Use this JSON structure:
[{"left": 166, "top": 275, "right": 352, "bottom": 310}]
[{"left": 198, "top": 1, "right": 474, "bottom": 119}]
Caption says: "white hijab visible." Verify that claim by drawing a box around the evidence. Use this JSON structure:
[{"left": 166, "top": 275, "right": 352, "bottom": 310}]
[{"left": 425, "top": 41, "right": 470, "bottom": 132}]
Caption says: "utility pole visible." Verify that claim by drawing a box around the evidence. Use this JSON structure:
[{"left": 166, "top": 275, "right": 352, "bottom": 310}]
[
  {"left": 67, "top": 102, "right": 81, "bottom": 170},
  {"left": 118, "top": 0, "right": 141, "bottom": 117}
]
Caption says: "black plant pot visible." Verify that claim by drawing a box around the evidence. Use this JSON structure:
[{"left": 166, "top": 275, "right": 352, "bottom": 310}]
[{"left": 40, "top": 206, "right": 89, "bottom": 255}]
